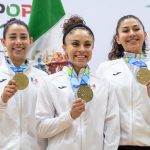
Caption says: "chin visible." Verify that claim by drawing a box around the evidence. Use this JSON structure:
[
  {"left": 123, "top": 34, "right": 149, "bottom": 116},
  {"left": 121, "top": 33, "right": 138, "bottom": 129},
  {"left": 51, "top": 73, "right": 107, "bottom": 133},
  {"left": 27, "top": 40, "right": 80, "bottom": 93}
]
[
  {"left": 78, "top": 64, "right": 87, "bottom": 68},
  {"left": 126, "top": 49, "right": 141, "bottom": 54}
]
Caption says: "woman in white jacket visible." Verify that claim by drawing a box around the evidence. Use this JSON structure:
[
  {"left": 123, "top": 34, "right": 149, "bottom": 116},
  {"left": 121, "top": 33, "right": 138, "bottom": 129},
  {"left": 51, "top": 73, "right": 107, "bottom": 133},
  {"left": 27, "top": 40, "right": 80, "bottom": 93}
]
[
  {"left": 35, "top": 15, "right": 120, "bottom": 150},
  {"left": 96, "top": 15, "right": 150, "bottom": 150},
  {"left": 0, "top": 18, "right": 47, "bottom": 150}
]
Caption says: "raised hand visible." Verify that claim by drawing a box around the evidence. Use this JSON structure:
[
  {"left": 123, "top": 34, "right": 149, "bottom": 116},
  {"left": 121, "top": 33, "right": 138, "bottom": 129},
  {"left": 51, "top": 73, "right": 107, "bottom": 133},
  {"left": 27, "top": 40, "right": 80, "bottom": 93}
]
[
  {"left": 70, "top": 98, "right": 85, "bottom": 119},
  {"left": 1, "top": 80, "right": 17, "bottom": 103}
]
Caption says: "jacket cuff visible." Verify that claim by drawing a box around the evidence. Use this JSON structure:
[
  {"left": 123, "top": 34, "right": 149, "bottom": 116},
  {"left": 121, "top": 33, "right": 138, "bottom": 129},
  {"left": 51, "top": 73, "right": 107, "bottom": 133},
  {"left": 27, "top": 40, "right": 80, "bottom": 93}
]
[
  {"left": 64, "top": 111, "right": 74, "bottom": 123},
  {"left": 0, "top": 96, "right": 7, "bottom": 108}
]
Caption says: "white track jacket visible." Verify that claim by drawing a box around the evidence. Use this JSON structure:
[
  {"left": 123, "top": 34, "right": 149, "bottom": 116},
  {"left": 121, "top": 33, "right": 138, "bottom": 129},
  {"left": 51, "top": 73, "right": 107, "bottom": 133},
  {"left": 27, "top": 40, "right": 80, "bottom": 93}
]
[
  {"left": 96, "top": 58, "right": 150, "bottom": 146},
  {"left": 35, "top": 66, "right": 120, "bottom": 150},
  {"left": 0, "top": 59, "right": 47, "bottom": 150}
]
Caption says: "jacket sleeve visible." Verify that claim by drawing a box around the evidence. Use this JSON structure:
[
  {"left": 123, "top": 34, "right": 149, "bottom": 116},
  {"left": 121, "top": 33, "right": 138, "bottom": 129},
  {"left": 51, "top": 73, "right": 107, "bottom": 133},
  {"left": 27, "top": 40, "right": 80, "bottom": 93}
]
[
  {"left": 35, "top": 78, "right": 74, "bottom": 139},
  {"left": 103, "top": 80, "right": 120, "bottom": 150}
]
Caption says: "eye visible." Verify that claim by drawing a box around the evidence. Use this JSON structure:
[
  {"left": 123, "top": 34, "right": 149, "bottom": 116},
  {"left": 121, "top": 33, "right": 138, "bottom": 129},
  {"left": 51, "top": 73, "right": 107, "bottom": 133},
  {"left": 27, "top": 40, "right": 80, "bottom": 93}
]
[
  {"left": 72, "top": 42, "right": 79, "bottom": 47},
  {"left": 122, "top": 29, "right": 129, "bottom": 33},
  {"left": 84, "top": 43, "right": 92, "bottom": 47},
  {"left": 20, "top": 34, "right": 28, "bottom": 40},
  {"left": 133, "top": 28, "right": 140, "bottom": 31},
  {"left": 9, "top": 36, "right": 16, "bottom": 39}
]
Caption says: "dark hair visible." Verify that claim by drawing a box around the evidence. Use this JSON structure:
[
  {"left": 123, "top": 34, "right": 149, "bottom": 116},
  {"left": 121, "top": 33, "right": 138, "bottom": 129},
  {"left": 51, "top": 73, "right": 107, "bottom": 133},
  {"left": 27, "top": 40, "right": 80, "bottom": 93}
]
[
  {"left": 108, "top": 15, "right": 147, "bottom": 60},
  {"left": 3, "top": 18, "right": 29, "bottom": 39},
  {"left": 62, "top": 15, "right": 94, "bottom": 44}
]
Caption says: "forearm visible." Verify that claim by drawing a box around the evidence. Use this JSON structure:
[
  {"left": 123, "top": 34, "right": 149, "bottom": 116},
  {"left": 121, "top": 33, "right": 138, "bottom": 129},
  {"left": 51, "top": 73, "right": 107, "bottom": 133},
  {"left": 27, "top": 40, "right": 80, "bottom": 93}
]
[{"left": 36, "top": 111, "right": 74, "bottom": 138}]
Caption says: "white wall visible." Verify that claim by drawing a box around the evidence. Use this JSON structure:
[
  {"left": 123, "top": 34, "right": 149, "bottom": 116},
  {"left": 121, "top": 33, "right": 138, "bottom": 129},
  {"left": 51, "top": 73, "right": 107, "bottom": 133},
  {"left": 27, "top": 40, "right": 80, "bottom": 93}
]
[
  {"left": 0, "top": 0, "right": 150, "bottom": 71},
  {"left": 62, "top": 0, "right": 150, "bottom": 71}
]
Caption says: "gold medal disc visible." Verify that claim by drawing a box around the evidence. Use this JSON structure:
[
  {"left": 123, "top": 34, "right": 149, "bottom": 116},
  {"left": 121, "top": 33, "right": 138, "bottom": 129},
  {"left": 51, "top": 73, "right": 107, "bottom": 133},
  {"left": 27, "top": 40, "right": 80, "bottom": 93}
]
[
  {"left": 77, "top": 85, "right": 93, "bottom": 102},
  {"left": 136, "top": 68, "right": 150, "bottom": 85},
  {"left": 13, "top": 73, "right": 29, "bottom": 90}
]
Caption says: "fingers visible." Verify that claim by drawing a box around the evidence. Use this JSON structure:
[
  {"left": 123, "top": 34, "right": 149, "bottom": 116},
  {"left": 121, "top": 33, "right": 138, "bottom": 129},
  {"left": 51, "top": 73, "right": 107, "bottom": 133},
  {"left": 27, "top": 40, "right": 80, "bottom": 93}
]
[
  {"left": 1, "top": 80, "right": 17, "bottom": 103},
  {"left": 72, "top": 99, "right": 85, "bottom": 111},
  {"left": 8, "top": 80, "right": 16, "bottom": 86},
  {"left": 70, "top": 98, "right": 85, "bottom": 119}
]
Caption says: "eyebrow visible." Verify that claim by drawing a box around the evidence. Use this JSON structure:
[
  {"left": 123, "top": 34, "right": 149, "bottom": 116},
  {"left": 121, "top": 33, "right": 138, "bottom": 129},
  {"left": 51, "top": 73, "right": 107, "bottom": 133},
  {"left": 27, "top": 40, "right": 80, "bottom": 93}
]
[
  {"left": 8, "top": 33, "right": 28, "bottom": 36},
  {"left": 70, "top": 39, "right": 92, "bottom": 42},
  {"left": 122, "top": 25, "right": 140, "bottom": 28}
]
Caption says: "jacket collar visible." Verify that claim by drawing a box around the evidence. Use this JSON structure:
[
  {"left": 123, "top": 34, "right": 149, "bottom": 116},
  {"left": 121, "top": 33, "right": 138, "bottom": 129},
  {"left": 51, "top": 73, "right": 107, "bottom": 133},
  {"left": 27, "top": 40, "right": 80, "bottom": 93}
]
[{"left": 0, "top": 58, "right": 32, "bottom": 76}]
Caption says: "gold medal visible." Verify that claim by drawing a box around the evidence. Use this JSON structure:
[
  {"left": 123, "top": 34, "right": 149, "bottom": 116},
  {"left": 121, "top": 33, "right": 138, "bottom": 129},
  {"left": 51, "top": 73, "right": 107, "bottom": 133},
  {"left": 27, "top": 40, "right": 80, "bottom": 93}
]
[
  {"left": 77, "top": 85, "right": 93, "bottom": 102},
  {"left": 136, "top": 68, "right": 150, "bottom": 85},
  {"left": 13, "top": 73, "right": 29, "bottom": 90}
]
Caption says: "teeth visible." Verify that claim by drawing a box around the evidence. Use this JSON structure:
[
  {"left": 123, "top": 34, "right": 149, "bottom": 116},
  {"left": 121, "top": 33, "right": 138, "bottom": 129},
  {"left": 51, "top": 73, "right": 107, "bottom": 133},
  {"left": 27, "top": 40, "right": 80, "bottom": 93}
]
[
  {"left": 14, "top": 48, "right": 23, "bottom": 51},
  {"left": 128, "top": 39, "right": 137, "bottom": 44},
  {"left": 76, "top": 56, "right": 85, "bottom": 58}
]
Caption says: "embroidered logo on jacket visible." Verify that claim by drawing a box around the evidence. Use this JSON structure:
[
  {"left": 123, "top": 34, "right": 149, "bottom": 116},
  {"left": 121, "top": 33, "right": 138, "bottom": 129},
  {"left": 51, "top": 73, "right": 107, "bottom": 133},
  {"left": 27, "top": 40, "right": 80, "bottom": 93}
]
[
  {"left": 0, "top": 79, "right": 7, "bottom": 82},
  {"left": 113, "top": 72, "right": 121, "bottom": 76},
  {"left": 58, "top": 86, "right": 67, "bottom": 89}
]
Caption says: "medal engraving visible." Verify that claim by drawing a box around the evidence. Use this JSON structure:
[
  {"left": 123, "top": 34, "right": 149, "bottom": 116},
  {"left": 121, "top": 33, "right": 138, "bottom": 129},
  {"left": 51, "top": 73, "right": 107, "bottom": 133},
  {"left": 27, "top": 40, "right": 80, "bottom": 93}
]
[
  {"left": 77, "top": 85, "right": 93, "bottom": 102},
  {"left": 13, "top": 73, "right": 29, "bottom": 90},
  {"left": 136, "top": 68, "right": 150, "bottom": 85}
]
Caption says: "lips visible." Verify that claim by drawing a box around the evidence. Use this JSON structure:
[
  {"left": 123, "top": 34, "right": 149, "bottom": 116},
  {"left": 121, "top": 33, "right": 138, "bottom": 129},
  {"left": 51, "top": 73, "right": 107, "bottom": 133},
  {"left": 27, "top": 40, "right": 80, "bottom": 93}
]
[
  {"left": 127, "top": 39, "right": 139, "bottom": 45},
  {"left": 13, "top": 47, "right": 25, "bottom": 53},
  {"left": 13, "top": 47, "right": 23, "bottom": 50},
  {"left": 12, "top": 47, "right": 25, "bottom": 55},
  {"left": 76, "top": 55, "right": 86, "bottom": 58}
]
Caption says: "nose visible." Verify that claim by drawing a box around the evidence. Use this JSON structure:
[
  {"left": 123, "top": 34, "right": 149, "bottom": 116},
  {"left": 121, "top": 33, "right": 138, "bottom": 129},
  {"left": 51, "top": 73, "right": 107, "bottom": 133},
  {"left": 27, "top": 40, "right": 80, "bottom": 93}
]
[
  {"left": 129, "top": 29, "right": 136, "bottom": 36},
  {"left": 16, "top": 37, "right": 22, "bottom": 44},
  {"left": 78, "top": 45, "right": 85, "bottom": 52}
]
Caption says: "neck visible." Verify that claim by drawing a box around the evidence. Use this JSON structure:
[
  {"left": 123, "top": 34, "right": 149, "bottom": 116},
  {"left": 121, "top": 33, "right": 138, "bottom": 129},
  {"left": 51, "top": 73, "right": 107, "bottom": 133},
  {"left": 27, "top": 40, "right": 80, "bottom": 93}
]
[
  {"left": 11, "top": 59, "right": 25, "bottom": 67},
  {"left": 73, "top": 67, "right": 80, "bottom": 75},
  {"left": 125, "top": 50, "right": 142, "bottom": 54}
]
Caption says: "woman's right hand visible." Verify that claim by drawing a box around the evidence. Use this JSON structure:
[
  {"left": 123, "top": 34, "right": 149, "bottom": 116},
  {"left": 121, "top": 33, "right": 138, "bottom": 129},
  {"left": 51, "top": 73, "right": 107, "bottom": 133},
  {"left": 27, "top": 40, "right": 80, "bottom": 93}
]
[
  {"left": 70, "top": 98, "right": 85, "bottom": 119},
  {"left": 1, "top": 80, "right": 17, "bottom": 103}
]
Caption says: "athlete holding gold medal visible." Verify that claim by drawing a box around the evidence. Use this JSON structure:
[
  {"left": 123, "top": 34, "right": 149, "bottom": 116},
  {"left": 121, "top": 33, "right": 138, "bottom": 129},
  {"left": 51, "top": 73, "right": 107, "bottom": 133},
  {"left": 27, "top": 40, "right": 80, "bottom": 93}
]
[
  {"left": 0, "top": 19, "right": 47, "bottom": 150},
  {"left": 35, "top": 15, "right": 120, "bottom": 150},
  {"left": 96, "top": 15, "right": 150, "bottom": 149}
]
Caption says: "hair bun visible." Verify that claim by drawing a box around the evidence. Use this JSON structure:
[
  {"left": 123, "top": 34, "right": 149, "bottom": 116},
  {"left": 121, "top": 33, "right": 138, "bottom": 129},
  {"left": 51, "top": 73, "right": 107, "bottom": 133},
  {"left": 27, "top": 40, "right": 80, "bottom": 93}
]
[{"left": 62, "top": 15, "right": 85, "bottom": 34}]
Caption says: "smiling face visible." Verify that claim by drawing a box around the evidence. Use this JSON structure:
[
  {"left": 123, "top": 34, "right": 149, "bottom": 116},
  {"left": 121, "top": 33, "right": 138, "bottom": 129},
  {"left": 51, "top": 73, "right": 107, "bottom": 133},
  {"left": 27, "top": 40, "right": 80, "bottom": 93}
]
[
  {"left": 116, "top": 18, "right": 147, "bottom": 54},
  {"left": 63, "top": 29, "right": 94, "bottom": 74},
  {"left": 2, "top": 24, "right": 33, "bottom": 66}
]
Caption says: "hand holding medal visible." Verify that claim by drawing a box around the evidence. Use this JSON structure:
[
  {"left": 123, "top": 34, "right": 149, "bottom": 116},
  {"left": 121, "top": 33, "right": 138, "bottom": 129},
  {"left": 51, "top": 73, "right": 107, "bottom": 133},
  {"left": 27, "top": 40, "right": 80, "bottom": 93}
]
[
  {"left": 1, "top": 80, "right": 17, "bottom": 103},
  {"left": 70, "top": 98, "right": 85, "bottom": 119}
]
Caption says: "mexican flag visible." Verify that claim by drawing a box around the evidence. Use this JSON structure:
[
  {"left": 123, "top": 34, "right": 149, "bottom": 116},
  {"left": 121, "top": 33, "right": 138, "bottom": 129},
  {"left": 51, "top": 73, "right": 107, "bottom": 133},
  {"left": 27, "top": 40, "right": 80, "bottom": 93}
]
[{"left": 28, "top": 0, "right": 65, "bottom": 62}]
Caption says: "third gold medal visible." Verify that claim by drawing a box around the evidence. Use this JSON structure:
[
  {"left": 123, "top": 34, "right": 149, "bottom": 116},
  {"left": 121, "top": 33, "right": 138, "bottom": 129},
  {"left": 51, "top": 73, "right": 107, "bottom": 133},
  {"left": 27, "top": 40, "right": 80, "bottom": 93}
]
[{"left": 136, "top": 68, "right": 150, "bottom": 85}]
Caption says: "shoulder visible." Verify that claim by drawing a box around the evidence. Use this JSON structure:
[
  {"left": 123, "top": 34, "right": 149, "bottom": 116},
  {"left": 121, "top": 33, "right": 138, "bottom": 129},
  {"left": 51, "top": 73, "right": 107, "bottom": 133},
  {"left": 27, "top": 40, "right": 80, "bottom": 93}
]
[
  {"left": 48, "top": 71, "right": 65, "bottom": 80},
  {"left": 96, "top": 59, "right": 122, "bottom": 75},
  {"left": 90, "top": 72, "right": 110, "bottom": 88},
  {"left": 31, "top": 66, "right": 48, "bottom": 76},
  {"left": 42, "top": 70, "right": 67, "bottom": 84},
  {"left": 97, "top": 59, "right": 121, "bottom": 70}
]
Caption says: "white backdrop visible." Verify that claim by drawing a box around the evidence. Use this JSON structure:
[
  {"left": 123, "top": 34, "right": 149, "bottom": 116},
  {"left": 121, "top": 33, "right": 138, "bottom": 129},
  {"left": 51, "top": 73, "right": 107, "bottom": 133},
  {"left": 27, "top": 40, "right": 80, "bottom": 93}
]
[{"left": 0, "top": 0, "right": 150, "bottom": 71}]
